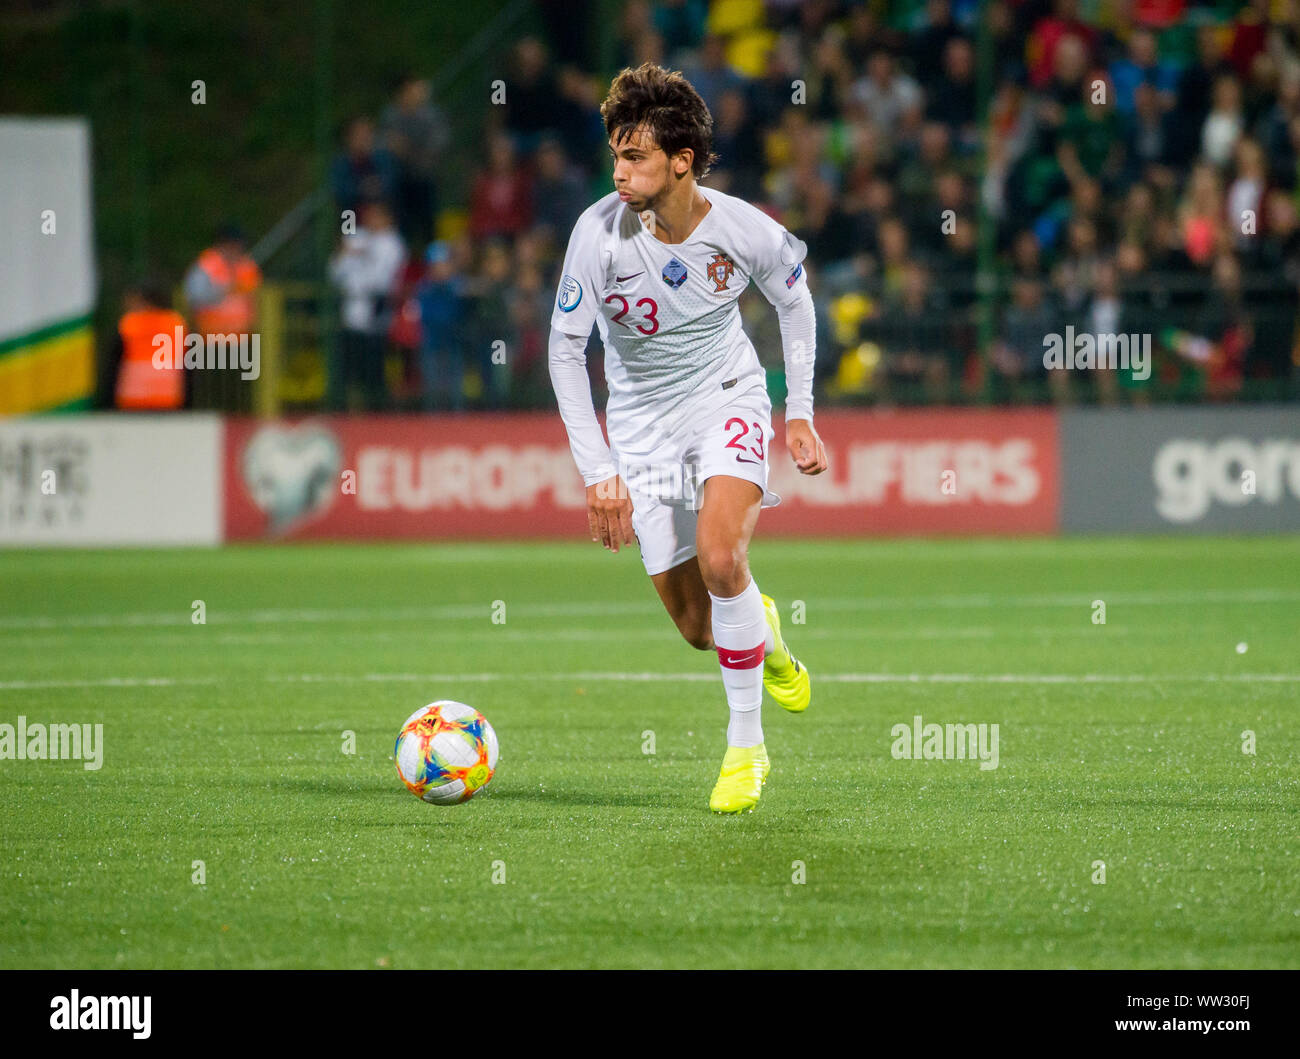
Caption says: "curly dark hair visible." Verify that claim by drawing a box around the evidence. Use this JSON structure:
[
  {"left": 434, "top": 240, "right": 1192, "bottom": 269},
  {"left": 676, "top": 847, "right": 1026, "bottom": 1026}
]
[{"left": 600, "top": 63, "right": 720, "bottom": 181}]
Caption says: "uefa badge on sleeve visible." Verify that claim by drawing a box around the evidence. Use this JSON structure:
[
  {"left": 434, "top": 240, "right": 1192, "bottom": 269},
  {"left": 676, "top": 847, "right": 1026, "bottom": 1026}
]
[{"left": 558, "top": 274, "right": 583, "bottom": 312}]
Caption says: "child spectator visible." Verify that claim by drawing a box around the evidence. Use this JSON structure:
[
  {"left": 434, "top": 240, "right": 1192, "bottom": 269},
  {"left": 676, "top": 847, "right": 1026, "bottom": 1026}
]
[{"left": 415, "top": 241, "right": 467, "bottom": 412}]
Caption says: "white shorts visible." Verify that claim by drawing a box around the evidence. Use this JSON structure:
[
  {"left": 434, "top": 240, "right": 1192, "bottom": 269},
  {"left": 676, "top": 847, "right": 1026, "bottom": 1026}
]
[{"left": 608, "top": 377, "right": 782, "bottom": 577}]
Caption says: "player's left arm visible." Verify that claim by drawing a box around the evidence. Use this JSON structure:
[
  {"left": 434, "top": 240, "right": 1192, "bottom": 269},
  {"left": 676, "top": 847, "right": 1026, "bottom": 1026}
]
[
  {"left": 775, "top": 279, "right": 828, "bottom": 475},
  {"left": 753, "top": 225, "right": 828, "bottom": 477}
]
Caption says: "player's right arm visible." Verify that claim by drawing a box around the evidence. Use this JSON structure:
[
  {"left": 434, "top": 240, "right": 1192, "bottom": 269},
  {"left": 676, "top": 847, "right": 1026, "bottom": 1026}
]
[
  {"left": 548, "top": 327, "right": 635, "bottom": 551},
  {"left": 547, "top": 208, "right": 635, "bottom": 552}
]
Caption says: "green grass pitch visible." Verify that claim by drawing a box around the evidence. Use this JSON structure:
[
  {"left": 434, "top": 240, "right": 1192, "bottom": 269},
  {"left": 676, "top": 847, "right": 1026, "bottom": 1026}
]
[{"left": 1, "top": 536, "right": 1297, "bottom": 969}]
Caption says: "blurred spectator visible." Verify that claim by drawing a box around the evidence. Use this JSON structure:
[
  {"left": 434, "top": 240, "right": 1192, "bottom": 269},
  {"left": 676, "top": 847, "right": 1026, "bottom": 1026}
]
[
  {"left": 1008, "top": 228, "right": 1043, "bottom": 281},
  {"left": 505, "top": 262, "right": 554, "bottom": 407},
  {"left": 1227, "top": 138, "right": 1267, "bottom": 250},
  {"left": 1258, "top": 68, "right": 1299, "bottom": 186},
  {"left": 1108, "top": 27, "right": 1178, "bottom": 116},
  {"left": 679, "top": 34, "right": 747, "bottom": 117},
  {"left": 1173, "top": 24, "right": 1234, "bottom": 162},
  {"left": 1053, "top": 215, "right": 1103, "bottom": 318},
  {"left": 793, "top": 175, "right": 858, "bottom": 267},
  {"left": 842, "top": 4, "right": 893, "bottom": 69},
  {"left": 1176, "top": 253, "right": 1252, "bottom": 400},
  {"left": 1027, "top": 0, "right": 1096, "bottom": 91},
  {"left": 1228, "top": 0, "right": 1271, "bottom": 80},
  {"left": 331, "top": 117, "right": 398, "bottom": 219},
  {"left": 551, "top": 67, "right": 607, "bottom": 172},
  {"left": 184, "top": 223, "right": 262, "bottom": 336},
  {"left": 112, "top": 281, "right": 188, "bottom": 412},
  {"left": 1117, "top": 182, "right": 1158, "bottom": 246},
  {"left": 1202, "top": 74, "right": 1246, "bottom": 167},
  {"left": 379, "top": 74, "right": 451, "bottom": 247},
  {"left": 415, "top": 241, "right": 467, "bottom": 412},
  {"left": 992, "top": 278, "right": 1062, "bottom": 402},
  {"left": 504, "top": 37, "right": 560, "bottom": 155},
  {"left": 926, "top": 37, "right": 979, "bottom": 149},
  {"left": 462, "top": 239, "right": 514, "bottom": 410},
  {"left": 469, "top": 133, "right": 534, "bottom": 241},
  {"left": 1122, "top": 81, "right": 1178, "bottom": 186},
  {"left": 807, "top": 26, "right": 856, "bottom": 123},
  {"left": 986, "top": 0, "right": 1024, "bottom": 83},
  {"left": 910, "top": 0, "right": 963, "bottom": 91},
  {"left": 1057, "top": 75, "right": 1124, "bottom": 192},
  {"left": 711, "top": 88, "right": 766, "bottom": 201},
  {"left": 1082, "top": 259, "right": 1125, "bottom": 405},
  {"left": 615, "top": 1, "right": 656, "bottom": 72},
  {"left": 1245, "top": 190, "right": 1300, "bottom": 382},
  {"left": 874, "top": 216, "right": 913, "bottom": 300},
  {"left": 1254, "top": 188, "right": 1300, "bottom": 281},
  {"left": 330, "top": 200, "right": 406, "bottom": 411},
  {"left": 936, "top": 211, "right": 979, "bottom": 316},
  {"left": 387, "top": 251, "right": 428, "bottom": 404},
  {"left": 1114, "top": 240, "right": 1157, "bottom": 373},
  {"left": 1178, "top": 162, "right": 1226, "bottom": 267},
  {"left": 629, "top": 30, "right": 668, "bottom": 74},
  {"left": 871, "top": 262, "right": 954, "bottom": 404},
  {"left": 749, "top": 33, "right": 808, "bottom": 130},
  {"left": 852, "top": 50, "right": 923, "bottom": 142},
  {"left": 530, "top": 135, "right": 589, "bottom": 248}
]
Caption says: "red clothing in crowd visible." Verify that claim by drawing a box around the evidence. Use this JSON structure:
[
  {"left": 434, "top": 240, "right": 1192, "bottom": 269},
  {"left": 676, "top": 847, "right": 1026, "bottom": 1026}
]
[{"left": 468, "top": 169, "right": 534, "bottom": 240}]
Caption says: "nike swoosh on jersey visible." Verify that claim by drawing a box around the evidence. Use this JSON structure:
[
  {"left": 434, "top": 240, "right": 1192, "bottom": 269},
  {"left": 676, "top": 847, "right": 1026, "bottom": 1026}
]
[{"left": 615, "top": 272, "right": 644, "bottom": 282}]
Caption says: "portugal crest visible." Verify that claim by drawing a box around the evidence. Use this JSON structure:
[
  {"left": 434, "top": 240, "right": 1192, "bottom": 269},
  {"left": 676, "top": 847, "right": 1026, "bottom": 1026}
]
[{"left": 706, "top": 252, "right": 736, "bottom": 292}]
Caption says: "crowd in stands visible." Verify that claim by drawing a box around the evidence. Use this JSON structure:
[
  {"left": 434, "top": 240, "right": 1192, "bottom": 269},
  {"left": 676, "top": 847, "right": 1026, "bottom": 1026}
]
[{"left": 318, "top": 0, "right": 1300, "bottom": 411}]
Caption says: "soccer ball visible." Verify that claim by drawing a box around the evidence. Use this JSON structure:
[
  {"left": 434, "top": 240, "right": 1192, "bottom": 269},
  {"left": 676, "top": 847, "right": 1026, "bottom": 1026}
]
[{"left": 394, "top": 701, "right": 499, "bottom": 804}]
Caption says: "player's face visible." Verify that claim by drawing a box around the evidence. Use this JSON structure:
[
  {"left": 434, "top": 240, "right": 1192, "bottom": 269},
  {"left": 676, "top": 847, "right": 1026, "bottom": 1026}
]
[{"left": 608, "top": 128, "right": 684, "bottom": 213}]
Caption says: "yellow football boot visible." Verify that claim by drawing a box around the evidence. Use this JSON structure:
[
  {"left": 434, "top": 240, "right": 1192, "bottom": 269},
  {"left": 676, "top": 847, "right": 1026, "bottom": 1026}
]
[
  {"left": 761, "top": 593, "right": 811, "bottom": 713},
  {"left": 709, "top": 743, "right": 770, "bottom": 813}
]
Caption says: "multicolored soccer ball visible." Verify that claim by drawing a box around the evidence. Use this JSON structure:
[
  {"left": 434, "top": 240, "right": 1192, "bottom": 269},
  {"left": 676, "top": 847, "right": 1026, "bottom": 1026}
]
[{"left": 394, "top": 701, "right": 499, "bottom": 804}]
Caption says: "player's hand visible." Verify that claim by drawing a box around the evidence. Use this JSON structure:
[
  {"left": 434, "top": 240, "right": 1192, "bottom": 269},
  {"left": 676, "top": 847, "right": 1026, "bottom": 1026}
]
[
  {"left": 786, "top": 419, "right": 828, "bottom": 475},
  {"left": 586, "top": 475, "right": 637, "bottom": 553}
]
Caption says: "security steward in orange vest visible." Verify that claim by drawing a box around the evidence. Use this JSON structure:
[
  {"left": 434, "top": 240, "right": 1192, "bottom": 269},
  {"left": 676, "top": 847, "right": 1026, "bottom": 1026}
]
[
  {"left": 112, "top": 282, "right": 188, "bottom": 411},
  {"left": 183, "top": 223, "right": 262, "bottom": 336}
]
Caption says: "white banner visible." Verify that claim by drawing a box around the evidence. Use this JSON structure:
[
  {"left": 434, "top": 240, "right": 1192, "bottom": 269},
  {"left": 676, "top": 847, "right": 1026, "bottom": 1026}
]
[
  {"left": 0, "top": 415, "right": 222, "bottom": 546},
  {"left": 0, "top": 118, "right": 95, "bottom": 342}
]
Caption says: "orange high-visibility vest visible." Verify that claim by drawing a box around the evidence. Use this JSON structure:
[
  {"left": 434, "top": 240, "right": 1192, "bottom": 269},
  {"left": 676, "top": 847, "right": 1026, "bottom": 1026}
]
[
  {"left": 193, "top": 249, "right": 261, "bottom": 333},
  {"left": 115, "top": 308, "right": 188, "bottom": 410}
]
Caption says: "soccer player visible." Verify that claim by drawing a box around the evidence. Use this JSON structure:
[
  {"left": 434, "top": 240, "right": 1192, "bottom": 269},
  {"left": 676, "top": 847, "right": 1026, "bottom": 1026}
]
[{"left": 548, "top": 63, "right": 828, "bottom": 813}]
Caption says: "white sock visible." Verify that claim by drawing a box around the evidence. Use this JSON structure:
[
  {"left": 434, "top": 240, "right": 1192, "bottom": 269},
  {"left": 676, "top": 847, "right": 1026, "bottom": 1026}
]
[{"left": 711, "top": 577, "right": 765, "bottom": 748}]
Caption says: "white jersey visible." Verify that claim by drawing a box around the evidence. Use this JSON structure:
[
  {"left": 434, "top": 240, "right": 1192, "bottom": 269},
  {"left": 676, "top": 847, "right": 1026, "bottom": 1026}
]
[{"left": 550, "top": 186, "right": 810, "bottom": 455}]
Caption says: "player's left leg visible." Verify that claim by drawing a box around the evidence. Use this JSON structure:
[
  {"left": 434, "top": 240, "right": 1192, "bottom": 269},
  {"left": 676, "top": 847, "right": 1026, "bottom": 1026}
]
[
  {"left": 649, "top": 556, "right": 713, "bottom": 651},
  {"left": 696, "top": 474, "right": 773, "bottom": 812}
]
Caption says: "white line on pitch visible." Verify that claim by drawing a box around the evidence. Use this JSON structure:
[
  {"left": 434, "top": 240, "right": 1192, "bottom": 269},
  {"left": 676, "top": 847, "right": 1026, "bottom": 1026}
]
[
  {"left": 2, "top": 671, "right": 1300, "bottom": 691},
  {"left": 2, "top": 586, "right": 1298, "bottom": 632}
]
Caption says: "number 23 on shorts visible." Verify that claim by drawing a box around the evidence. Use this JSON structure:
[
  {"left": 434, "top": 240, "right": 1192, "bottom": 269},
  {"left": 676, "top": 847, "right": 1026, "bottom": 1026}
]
[{"left": 724, "top": 416, "right": 765, "bottom": 465}]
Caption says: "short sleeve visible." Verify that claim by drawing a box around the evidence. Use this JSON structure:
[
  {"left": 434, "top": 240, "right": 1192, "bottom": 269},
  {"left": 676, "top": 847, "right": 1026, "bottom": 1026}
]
[
  {"left": 550, "top": 211, "right": 607, "bottom": 337},
  {"left": 750, "top": 213, "right": 809, "bottom": 310}
]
